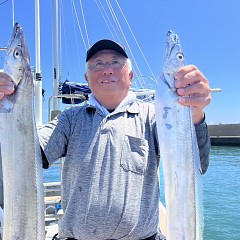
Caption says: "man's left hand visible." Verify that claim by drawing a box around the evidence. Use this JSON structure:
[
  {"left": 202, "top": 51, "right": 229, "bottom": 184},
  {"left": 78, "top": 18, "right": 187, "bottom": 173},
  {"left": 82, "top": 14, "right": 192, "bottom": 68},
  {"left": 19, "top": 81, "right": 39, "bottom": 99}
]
[{"left": 174, "top": 64, "right": 211, "bottom": 125}]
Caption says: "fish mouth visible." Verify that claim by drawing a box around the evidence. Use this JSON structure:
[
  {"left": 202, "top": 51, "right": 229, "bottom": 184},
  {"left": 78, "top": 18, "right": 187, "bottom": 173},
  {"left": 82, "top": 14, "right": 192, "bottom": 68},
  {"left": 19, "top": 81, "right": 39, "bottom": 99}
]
[
  {"left": 6, "top": 23, "right": 22, "bottom": 51},
  {"left": 165, "top": 30, "right": 180, "bottom": 59},
  {"left": 6, "top": 23, "right": 30, "bottom": 63}
]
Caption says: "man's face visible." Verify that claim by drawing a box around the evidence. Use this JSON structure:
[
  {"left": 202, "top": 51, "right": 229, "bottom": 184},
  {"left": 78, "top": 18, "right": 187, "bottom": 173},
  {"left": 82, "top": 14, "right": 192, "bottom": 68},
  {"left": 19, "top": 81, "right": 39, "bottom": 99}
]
[{"left": 85, "top": 50, "right": 133, "bottom": 102}]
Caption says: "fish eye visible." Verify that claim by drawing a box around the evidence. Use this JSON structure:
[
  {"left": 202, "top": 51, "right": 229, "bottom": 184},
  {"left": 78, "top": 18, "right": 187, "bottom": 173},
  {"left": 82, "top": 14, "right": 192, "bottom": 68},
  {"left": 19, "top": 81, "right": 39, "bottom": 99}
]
[
  {"left": 176, "top": 53, "right": 184, "bottom": 62},
  {"left": 14, "top": 48, "right": 22, "bottom": 59}
]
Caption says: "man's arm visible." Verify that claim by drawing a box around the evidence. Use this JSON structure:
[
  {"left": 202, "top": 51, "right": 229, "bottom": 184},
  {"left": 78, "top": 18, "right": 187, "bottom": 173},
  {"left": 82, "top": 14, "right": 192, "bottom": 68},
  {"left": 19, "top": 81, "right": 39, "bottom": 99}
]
[{"left": 195, "top": 120, "right": 211, "bottom": 174}]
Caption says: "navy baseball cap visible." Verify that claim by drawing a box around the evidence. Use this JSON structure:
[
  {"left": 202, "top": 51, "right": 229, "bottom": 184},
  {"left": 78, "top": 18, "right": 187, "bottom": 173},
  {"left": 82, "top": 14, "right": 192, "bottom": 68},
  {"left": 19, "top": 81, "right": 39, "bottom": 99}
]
[{"left": 86, "top": 39, "right": 128, "bottom": 62}]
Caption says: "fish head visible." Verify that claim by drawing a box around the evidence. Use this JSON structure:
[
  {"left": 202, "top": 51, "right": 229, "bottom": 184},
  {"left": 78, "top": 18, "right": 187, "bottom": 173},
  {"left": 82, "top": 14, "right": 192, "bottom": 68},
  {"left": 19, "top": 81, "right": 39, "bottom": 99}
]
[
  {"left": 162, "top": 30, "right": 185, "bottom": 90},
  {"left": 4, "top": 23, "right": 30, "bottom": 87}
]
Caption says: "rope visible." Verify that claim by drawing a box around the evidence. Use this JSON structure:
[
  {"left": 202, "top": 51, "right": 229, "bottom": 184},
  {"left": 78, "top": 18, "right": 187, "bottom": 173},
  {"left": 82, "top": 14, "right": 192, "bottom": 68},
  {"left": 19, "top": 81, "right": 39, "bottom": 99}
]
[
  {"left": 58, "top": 1, "right": 156, "bottom": 91},
  {"left": 95, "top": 0, "right": 117, "bottom": 41},
  {"left": 71, "top": 0, "right": 83, "bottom": 74},
  {"left": 115, "top": 0, "right": 157, "bottom": 84},
  {"left": 0, "top": 0, "right": 8, "bottom": 6},
  {"left": 61, "top": 0, "right": 71, "bottom": 78},
  {"left": 79, "top": 0, "right": 90, "bottom": 48},
  {"left": 106, "top": 0, "right": 145, "bottom": 88},
  {"left": 51, "top": 233, "right": 59, "bottom": 240},
  {"left": 106, "top": 0, "right": 144, "bottom": 87},
  {"left": 71, "top": 0, "right": 88, "bottom": 50}
]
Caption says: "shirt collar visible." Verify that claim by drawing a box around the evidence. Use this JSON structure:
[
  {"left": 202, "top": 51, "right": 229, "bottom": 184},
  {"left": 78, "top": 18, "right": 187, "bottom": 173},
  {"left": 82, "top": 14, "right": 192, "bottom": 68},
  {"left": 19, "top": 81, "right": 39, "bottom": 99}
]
[{"left": 88, "top": 92, "right": 138, "bottom": 116}]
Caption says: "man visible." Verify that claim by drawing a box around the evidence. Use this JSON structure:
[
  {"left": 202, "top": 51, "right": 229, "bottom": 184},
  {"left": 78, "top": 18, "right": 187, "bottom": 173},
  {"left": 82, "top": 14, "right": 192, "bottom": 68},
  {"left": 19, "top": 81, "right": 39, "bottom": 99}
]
[{"left": 0, "top": 39, "right": 211, "bottom": 239}]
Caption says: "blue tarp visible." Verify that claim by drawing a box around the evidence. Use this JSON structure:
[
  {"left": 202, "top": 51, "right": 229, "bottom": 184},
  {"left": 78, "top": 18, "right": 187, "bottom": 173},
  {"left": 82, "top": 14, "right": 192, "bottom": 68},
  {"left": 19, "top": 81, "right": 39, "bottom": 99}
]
[{"left": 59, "top": 80, "right": 91, "bottom": 104}]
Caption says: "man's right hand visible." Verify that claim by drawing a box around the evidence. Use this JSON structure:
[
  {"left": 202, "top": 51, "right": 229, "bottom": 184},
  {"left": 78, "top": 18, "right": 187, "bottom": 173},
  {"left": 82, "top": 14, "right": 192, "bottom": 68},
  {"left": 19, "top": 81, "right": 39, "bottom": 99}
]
[{"left": 0, "top": 72, "right": 15, "bottom": 100}]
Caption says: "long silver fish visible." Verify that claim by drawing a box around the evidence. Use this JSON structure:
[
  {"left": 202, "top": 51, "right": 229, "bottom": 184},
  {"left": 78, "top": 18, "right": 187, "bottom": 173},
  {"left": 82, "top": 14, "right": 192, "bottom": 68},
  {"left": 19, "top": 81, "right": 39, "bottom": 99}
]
[
  {"left": 155, "top": 31, "right": 203, "bottom": 239},
  {"left": 0, "top": 23, "right": 45, "bottom": 239}
]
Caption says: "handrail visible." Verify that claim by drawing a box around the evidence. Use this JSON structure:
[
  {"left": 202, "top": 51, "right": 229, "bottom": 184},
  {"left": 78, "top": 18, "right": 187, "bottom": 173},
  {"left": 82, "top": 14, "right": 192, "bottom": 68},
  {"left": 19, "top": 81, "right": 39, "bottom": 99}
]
[{"left": 48, "top": 94, "right": 86, "bottom": 121}]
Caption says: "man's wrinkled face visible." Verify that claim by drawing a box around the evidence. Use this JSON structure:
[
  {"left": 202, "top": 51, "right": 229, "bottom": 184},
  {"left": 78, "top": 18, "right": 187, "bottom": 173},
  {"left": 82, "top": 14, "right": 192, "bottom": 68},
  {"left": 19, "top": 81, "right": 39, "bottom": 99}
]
[{"left": 85, "top": 50, "right": 133, "bottom": 100}]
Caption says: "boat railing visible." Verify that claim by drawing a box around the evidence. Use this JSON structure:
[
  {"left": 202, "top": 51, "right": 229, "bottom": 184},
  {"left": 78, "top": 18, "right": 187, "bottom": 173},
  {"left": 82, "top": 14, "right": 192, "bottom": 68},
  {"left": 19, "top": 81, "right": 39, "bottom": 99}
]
[
  {"left": 44, "top": 181, "right": 62, "bottom": 219},
  {"left": 44, "top": 157, "right": 65, "bottom": 220},
  {"left": 48, "top": 93, "right": 88, "bottom": 121}
]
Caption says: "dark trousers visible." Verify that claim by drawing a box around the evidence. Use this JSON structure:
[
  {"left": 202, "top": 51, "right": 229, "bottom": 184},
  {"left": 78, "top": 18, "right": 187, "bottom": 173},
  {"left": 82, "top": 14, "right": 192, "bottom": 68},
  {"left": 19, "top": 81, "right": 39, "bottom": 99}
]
[{"left": 66, "top": 232, "right": 166, "bottom": 240}]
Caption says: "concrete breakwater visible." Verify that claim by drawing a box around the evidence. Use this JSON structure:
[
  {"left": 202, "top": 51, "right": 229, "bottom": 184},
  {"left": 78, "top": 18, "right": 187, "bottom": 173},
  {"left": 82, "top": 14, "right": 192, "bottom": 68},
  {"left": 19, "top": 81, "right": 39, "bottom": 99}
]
[{"left": 208, "top": 123, "right": 240, "bottom": 146}]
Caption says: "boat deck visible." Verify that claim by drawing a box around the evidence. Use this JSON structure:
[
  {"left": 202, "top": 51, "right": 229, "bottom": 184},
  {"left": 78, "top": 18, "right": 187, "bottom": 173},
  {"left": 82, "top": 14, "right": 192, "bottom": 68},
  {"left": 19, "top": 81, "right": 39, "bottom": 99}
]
[{"left": 44, "top": 182, "right": 62, "bottom": 239}]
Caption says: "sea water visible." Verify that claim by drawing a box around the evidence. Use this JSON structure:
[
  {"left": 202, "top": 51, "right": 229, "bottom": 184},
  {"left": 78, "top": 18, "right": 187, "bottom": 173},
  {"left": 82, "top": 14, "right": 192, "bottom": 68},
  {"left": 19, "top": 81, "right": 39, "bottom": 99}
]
[
  {"left": 43, "top": 146, "right": 240, "bottom": 239},
  {"left": 203, "top": 146, "right": 240, "bottom": 239}
]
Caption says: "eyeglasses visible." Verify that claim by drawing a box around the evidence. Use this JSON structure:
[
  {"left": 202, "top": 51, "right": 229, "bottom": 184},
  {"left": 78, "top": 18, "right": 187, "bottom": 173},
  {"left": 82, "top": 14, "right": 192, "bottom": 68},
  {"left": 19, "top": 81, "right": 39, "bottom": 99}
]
[{"left": 89, "top": 59, "right": 127, "bottom": 72}]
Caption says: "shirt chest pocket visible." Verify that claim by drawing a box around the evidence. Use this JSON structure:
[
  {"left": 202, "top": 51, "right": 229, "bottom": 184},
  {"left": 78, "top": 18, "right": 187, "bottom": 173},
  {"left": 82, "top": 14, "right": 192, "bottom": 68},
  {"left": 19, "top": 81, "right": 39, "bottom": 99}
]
[{"left": 120, "top": 135, "right": 149, "bottom": 174}]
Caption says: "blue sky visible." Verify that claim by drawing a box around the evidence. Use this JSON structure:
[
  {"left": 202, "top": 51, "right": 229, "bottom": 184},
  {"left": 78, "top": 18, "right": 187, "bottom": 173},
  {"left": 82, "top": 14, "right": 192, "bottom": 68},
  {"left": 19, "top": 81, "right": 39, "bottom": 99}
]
[{"left": 0, "top": 0, "right": 239, "bottom": 124}]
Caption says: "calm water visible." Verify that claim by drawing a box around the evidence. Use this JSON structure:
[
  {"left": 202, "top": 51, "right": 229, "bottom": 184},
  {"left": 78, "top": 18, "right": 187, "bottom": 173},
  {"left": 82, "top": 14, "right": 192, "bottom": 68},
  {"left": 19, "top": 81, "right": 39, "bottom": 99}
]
[
  {"left": 203, "top": 146, "right": 240, "bottom": 239},
  {"left": 44, "top": 146, "right": 240, "bottom": 239}
]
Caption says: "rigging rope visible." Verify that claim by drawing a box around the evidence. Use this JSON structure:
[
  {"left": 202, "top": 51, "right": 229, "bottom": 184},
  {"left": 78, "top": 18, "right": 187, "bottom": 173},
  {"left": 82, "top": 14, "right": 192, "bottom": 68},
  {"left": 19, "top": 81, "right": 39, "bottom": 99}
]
[
  {"left": 106, "top": 0, "right": 145, "bottom": 88},
  {"left": 71, "top": 0, "right": 88, "bottom": 50},
  {"left": 79, "top": 0, "right": 90, "bottom": 48},
  {"left": 115, "top": 0, "right": 156, "bottom": 84},
  {"left": 0, "top": 0, "right": 8, "bottom": 6},
  {"left": 60, "top": 0, "right": 71, "bottom": 78},
  {"left": 95, "top": 0, "right": 117, "bottom": 41},
  {"left": 60, "top": 0, "right": 156, "bottom": 91},
  {"left": 70, "top": 0, "right": 83, "bottom": 77}
]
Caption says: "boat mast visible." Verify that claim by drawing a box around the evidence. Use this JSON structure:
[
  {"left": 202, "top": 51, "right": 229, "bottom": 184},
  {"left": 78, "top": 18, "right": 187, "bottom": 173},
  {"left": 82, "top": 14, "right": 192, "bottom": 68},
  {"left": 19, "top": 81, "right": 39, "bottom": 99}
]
[
  {"left": 11, "top": 0, "right": 14, "bottom": 26},
  {"left": 52, "top": 0, "right": 60, "bottom": 112},
  {"left": 35, "top": 0, "right": 42, "bottom": 126}
]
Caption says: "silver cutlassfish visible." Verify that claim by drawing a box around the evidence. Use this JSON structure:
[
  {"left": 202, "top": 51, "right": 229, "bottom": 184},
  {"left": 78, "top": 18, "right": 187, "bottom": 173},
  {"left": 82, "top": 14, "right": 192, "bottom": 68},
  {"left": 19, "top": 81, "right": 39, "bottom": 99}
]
[
  {"left": 0, "top": 23, "right": 45, "bottom": 240},
  {"left": 155, "top": 30, "right": 203, "bottom": 240}
]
